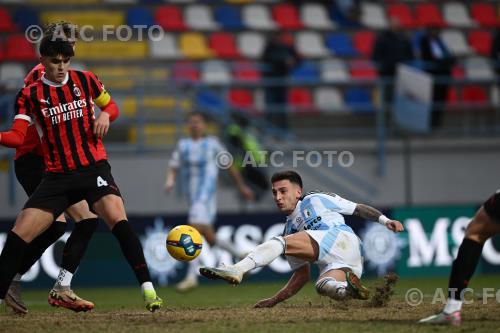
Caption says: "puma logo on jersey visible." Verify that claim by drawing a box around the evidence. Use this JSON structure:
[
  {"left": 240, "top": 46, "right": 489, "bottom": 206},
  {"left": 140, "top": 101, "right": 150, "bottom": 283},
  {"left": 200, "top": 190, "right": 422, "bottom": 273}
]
[
  {"left": 97, "top": 176, "right": 108, "bottom": 187},
  {"left": 40, "top": 98, "right": 50, "bottom": 105}
]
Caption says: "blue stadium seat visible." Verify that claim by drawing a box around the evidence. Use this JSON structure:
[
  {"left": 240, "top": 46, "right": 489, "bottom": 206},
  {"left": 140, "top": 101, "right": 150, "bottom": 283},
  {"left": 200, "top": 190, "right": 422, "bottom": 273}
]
[
  {"left": 326, "top": 33, "right": 358, "bottom": 57},
  {"left": 345, "top": 88, "right": 374, "bottom": 113},
  {"left": 215, "top": 6, "right": 243, "bottom": 30},
  {"left": 291, "top": 61, "right": 319, "bottom": 82},
  {"left": 126, "top": 8, "right": 154, "bottom": 28},
  {"left": 13, "top": 7, "right": 39, "bottom": 31},
  {"left": 196, "top": 90, "right": 227, "bottom": 118}
]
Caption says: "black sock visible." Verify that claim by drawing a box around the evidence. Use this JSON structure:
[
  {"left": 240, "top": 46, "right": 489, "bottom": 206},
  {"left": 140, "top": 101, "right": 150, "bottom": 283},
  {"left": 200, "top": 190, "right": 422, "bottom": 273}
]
[
  {"left": 61, "top": 218, "right": 98, "bottom": 273},
  {"left": 17, "top": 221, "right": 67, "bottom": 275},
  {"left": 0, "top": 232, "right": 28, "bottom": 298},
  {"left": 448, "top": 238, "right": 484, "bottom": 300},
  {"left": 112, "top": 220, "right": 151, "bottom": 285}
]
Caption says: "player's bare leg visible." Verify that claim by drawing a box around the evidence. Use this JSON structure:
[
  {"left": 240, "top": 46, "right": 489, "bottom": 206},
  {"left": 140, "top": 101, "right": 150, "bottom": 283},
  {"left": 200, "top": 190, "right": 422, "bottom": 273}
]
[{"left": 93, "top": 194, "right": 162, "bottom": 312}]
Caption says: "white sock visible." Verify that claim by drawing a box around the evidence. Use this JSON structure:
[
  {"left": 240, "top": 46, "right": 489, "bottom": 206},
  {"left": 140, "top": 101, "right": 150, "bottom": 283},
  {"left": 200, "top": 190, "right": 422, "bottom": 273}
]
[
  {"left": 185, "top": 258, "right": 200, "bottom": 281},
  {"left": 316, "top": 278, "right": 348, "bottom": 299},
  {"left": 13, "top": 274, "right": 22, "bottom": 282},
  {"left": 234, "top": 237, "right": 285, "bottom": 274},
  {"left": 444, "top": 298, "right": 463, "bottom": 314},
  {"left": 141, "top": 282, "right": 155, "bottom": 294},
  {"left": 54, "top": 269, "right": 73, "bottom": 288},
  {"left": 0, "top": 299, "right": 3, "bottom": 304}
]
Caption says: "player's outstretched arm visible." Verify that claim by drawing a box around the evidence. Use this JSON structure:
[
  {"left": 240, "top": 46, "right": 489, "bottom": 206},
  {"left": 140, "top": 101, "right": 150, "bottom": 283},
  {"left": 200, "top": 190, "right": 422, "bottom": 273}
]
[
  {"left": 353, "top": 204, "right": 404, "bottom": 233},
  {"left": 254, "top": 263, "right": 310, "bottom": 308},
  {"left": 0, "top": 119, "right": 29, "bottom": 148}
]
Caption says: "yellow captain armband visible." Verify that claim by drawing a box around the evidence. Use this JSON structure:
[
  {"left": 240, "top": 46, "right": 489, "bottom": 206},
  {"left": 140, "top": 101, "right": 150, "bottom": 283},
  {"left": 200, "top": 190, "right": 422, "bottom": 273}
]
[{"left": 94, "top": 90, "right": 111, "bottom": 108}]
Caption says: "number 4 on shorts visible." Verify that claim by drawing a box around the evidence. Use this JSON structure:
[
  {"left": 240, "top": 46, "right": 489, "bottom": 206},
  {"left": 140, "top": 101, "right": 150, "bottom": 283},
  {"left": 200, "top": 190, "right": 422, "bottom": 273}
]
[{"left": 97, "top": 176, "right": 108, "bottom": 188}]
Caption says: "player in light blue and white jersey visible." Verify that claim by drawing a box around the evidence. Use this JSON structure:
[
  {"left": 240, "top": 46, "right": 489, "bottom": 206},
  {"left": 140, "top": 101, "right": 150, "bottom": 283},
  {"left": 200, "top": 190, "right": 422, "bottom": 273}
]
[
  {"left": 200, "top": 170, "right": 404, "bottom": 306},
  {"left": 165, "top": 112, "right": 254, "bottom": 291}
]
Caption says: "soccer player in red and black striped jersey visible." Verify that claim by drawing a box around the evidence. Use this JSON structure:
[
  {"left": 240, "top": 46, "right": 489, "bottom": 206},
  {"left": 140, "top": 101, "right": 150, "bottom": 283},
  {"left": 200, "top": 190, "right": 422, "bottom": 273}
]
[
  {"left": 3, "top": 22, "right": 99, "bottom": 314},
  {"left": 0, "top": 37, "right": 162, "bottom": 312}
]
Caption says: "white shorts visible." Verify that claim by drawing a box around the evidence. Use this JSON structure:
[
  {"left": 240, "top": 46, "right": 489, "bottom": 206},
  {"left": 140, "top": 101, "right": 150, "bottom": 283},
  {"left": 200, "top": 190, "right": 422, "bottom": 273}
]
[
  {"left": 188, "top": 198, "right": 216, "bottom": 225},
  {"left": 306, "top": 225, "right": 363, "bottom": 278}
]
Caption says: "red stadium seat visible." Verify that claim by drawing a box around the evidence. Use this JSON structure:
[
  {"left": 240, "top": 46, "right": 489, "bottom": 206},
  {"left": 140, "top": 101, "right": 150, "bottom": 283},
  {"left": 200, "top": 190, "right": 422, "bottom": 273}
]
[
  {"left": 462, "top": 85, "right": 488, "bottom": 103},
  {"left": 353, "top": 31, "right": 375, "bottom": 57},
  {"left": 233, "top": 61, "right": 260, "bottom": 82},
  {"left": 468, "top": 30, "right": 492, "bottom": 56},
  {"left": 229, "top": 89, "right": 254, "bottom": 109},
  {"left": 349, "top": 60, "right": 377, "bottom": 80},
  {"left": 209, "top": 32, "right": 240, "bottom": 59},
  {"left": 452, "top": 65, "right": 464, "bottom": 79},
  {"left": 172, "top": 61, "right": 199, "bottom": 82},
  {"left": 388, "top": 4, "right": 417, "bottom": 28},
  {"left": 446, "top": 88, "right": 459, "bottom": 106},
  {"left": 288, "top": 88, "right": 314, "bottom": 113},
  {"left": 5, "top": 35, "right": 36, "bottom": 61},
  {"left": 415, "top": 3, "right": 446, "bottom": 28},
  {"left": 155, "top": 6, "right": 186, "bottom": 31},
  {"left": 272, "top": 3, "right": 303, "bottom": 30},
  {"left": 0, "top": 9, "right": 15, "bottom": 32},
  {"left": 471, "top": 3, "right": 499, "bottom": 28}
]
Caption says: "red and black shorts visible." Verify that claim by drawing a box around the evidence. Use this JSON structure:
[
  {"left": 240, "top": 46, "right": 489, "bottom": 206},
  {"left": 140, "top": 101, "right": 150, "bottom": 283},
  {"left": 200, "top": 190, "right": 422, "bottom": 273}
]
[
  {"left": 14, "top": 153, "right": 45, "bottom": 196},
  {"left": 483, "top": 190, "right": 500, "bottom": 222},
  {"left": 24, "top": 160, "right": 121, "bottom": 217}
]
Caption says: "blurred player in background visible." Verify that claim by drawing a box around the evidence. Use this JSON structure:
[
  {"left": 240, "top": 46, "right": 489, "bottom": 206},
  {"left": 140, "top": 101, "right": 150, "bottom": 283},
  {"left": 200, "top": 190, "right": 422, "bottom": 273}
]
[
  {"left": 165, "top": 111, "right": 254, "bottom": 292},
  {"left": 4, "top": 21, "right": 99, "bottom": 314},
  {"left": 419, "top": 191, "right": 500, "bottom": 326},
  {"left": 0, "top": 37, "right": 162, "bottom": 312},
  {"left": 200, "top": 170, "right": 404, "bottom": 306}
]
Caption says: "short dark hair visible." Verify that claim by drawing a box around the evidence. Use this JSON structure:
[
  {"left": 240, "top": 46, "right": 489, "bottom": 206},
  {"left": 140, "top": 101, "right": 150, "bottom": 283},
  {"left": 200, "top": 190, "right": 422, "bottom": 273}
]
[
  {"left": 44, "top": 21, "right": 79, "bottom": 40},
  {"left": 271, "top": 170, "right": 303, "bottom": 188},
  {"left": 187, "top": 111, "right": 208, "bottom": 122},
  {"left": 39, "top": 37, "right": 75, "bottom": 58}
]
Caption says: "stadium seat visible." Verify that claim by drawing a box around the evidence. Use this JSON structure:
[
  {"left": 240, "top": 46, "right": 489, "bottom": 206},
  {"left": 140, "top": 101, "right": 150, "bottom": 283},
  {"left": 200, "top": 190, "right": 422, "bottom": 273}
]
[
  {"left": 209, "top": 32, "right": 240, "bottom": 59},
  {"left": 320, "top": 59, "right": 349, "bottom": 82},
  {"left": 12, "top": 7, "right": 39, "bottom": 32},
  {"left": 462, "top": 85, "right": 488, "bottom": 104},
  {"left": 149, "top": 34, "right": 179, "bottom": 59},
  {"left": 179, "top": 33, "right": 213, "bottom": 59},
  {"left": 185, "top": 4, "right": 219, "bottom": 30},
  {"left": 360, "top": 2, "right": 387, "bottom": 29},
  {"left": 228, "top": 89, "right": 254, "bottom": 109},
  {"left": 300, "top": 3, "right": 335, "bottom": 30},
  {"left": 288, "top": 88, "right": 314, "bottom": 113},
  {"left": 295, "top": 31, "right": 329, "bottom": 58},
  {"left": 272, "top": 3, "right": 303, "bottom": 30},
  {"left": 468, "top": 30, "right": 492, "bottom": 56},
  {"left": 0, "top": 8, "right": 16, "bottom": 32},
  {"left": 201, "top": 60, "right": 231, "bottom": 84},
  {"left": 314, "top": 87, "right": 344, "bottom": 112},
  {"left": 237, "top": 32, "right": 265, "bottom": 58},
  {"left": 326, "top": 33, "right": 357, "bottom": 57},
  {"left": 330, "top": 4, "right": 359, "bottom": 28},
  {"left": 215, "top": 5, "right": 243, "bottom": 30},
  {"left": 471, "top": 3, "right": 499, "bottom": 28},
  {"left": 415, "top": 3, "right": 446, "bottom": 28},
  {"left": 353, "top": 31, "right": 375, "bottom": 57},
  {"left": 446, "top": 88, "right": 459, "bottom": 106},
  {"left": 77, "top": 41, "right": 147, "bottom": 60},
  {"left": 243, "top": 4, "right": 276, "bottom": 30},
  {"left": 233, "top": 61, "right": 260, "bottom": 82},
  {"left": 196, "top": 90, "right": 226, "bottom": 117},
  {"left": 155, "top": 5, "right": 186, "bottom": 31},
  {"left": 387, "top": 4, "right": 417, "bottom": 28},
  {"left": 443, "top": 2, "right": 476, "bottom": 28},
  {"left": 291, "top": 61, "right": 319, "bottom": 82},
  {"left": 0, "top": 62, "right": 26, "bottom": 89},
  {"left": 464, "top": 57, "right": 495, "bottom": 80},
  {"left": 5, "top": 35, "right": 36, "bottom": 61},
  {"left": 345, "top": 88, "right": 374, "bottom": 113},
  {"left": 41, "top": 11, "right": 124, "bottom": 31},
  {"left": 451, "top": 65, "right": 465, "bottom": 79},
  {"left": 349, "top": 60, "right": 377, "bottom": 80},
  {"left": 126, "top": 8, "right": 154, "bottom": 28},
  {"left": 104, "top": 0, "right": 139, "bottom": 3},
  {"left": 440, "top": 30, "right": 472, "bottom": 57},
  {"left": 172, "top": 61, "right": 199, "bottom": 82}
]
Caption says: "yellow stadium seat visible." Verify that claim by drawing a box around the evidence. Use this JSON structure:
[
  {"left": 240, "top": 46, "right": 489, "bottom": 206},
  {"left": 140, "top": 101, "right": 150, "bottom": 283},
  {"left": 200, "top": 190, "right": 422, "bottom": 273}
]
[
  {"left": 90, "top": 66, "right": 145, "bottom": 90},
  {"left": 179, "top": 33, "right": 213, "bottom": 59},
  {"left": 122, "top": 97, "right": 137, "bottom": 117},
  {"left": 41, "top": 11, "right": 124, "bottom": 31},
  {"left": 77, "top": 41, "right": 147, "bottom": 60},
  {"left": 128, "top": 123, "right": 219, "bottom": 146},
  {"left": 30, "top": 0, "right": 99, "bottom": 4}
]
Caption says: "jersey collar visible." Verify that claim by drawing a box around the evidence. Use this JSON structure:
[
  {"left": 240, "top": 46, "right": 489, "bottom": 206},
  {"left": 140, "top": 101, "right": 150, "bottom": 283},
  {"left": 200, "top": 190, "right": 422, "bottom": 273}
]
[
  {"left": 287, "top": 198, "right": 302, "bottom": 219},
  {"left": 41, "top": 73, "right": 69, "bottom": 87}
]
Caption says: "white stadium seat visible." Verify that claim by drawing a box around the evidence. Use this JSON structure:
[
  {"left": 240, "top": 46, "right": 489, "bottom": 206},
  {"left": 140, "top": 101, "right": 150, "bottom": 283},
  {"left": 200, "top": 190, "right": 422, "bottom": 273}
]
[
  {"left": 296, "top": 31, "right": 329, "bottom": 58},
  {"left": 443, "top": 2, "right": 477, "bottom": 28},
  {"left": 320, "top": 59, "right": 349, "bottom": 82},
  {"left": 243, "top": 5, "right": 276, "bottom": 30},
  {"left": 464, "top": 57, "right": 495, "bottom": 80},
  {"left": 149, "top": 34, "right": 180, "bottom": 59},
  {"left": 237, "top": 32, "right": 266, "bottom": 59},
  {"left": 315, "top": 87, "right": 345, "bottom": 112},
  {"left": 440, "top": 30, "right": 472, "bottom": 57},
  {"left": 360, "top": 3, "right": 388, "bottom": 29},
  {"left": 185, "top": 5, "right": 218, "bottom": 30},
  {"left": 0, "top": 63, "right": 26, "bottom": 89},
  {"left": 300, "top": 4, "right": 335, "bottom": 30},
  {"left": 201, "top": 60, "right": 231, "bottom": 84}
]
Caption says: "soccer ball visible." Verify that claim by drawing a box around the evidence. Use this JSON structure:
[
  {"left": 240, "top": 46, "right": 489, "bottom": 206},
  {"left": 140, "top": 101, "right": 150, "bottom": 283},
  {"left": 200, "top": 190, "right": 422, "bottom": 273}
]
[{"left": 166, "top": 225, "right": 203, "bottom": 261}]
